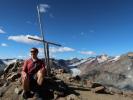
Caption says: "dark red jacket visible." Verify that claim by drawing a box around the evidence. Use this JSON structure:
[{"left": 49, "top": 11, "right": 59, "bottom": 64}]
[{"left": 22, "top": 58, "right": 45, "bottom": 75}]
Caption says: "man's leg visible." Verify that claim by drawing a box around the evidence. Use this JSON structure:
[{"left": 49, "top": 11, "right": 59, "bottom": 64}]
[
  {"left": 33, "top": 70, "right": 45, "bottom": 99},
  {"left": 21, "top": 74, "right": 30, "bottom": 92},
  {"left": 21, "top": 74, "right": 33, "bottom": 99}
]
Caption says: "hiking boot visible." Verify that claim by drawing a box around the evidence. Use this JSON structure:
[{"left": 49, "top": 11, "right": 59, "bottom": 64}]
[
  {"left": 34, "top": 92, "right": 43, "bottom": 100},
  {"left": 22, "top": 91, "right": 33, "bottom": 99}
]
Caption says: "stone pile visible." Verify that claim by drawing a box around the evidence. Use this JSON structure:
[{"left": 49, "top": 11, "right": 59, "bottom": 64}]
[{"left": 0, "top": 62, "right": 75, "bottom": 100}]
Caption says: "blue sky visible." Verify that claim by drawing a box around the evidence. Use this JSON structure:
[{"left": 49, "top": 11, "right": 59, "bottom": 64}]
[{"left": 0, "top": 0, "right": 133, "bottom": 59}]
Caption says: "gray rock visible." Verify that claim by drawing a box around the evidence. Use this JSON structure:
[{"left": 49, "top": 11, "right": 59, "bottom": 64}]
[
  {"left": 4, "top": 63, "right": 14, "bottom": 74},
  {"left": 0, "top": 84, "right": 11, "bottom": 97},
  {"left": 66, "top": 94, "right": 79, "bottom": 100},
  {"left": 91, "top": 82, "right": 103, "bottom": 88},
  {"left": 3, "top": 81, "right": 10, "bottom": 87},
  {"left": 91, "top": 86, "right": 106, "bottom": 93},
  {"left": 14, "top": 86, "right": 22, "bottom": 95}
]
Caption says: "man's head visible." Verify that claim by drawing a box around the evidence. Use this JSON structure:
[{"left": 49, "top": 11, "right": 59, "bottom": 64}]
[{"left": 30, "top": 47, "right": 39, "bottom": 59}]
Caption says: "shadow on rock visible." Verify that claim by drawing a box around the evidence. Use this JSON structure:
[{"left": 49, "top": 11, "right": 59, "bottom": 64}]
[{"left": 34, "top": 77, "right": 79, "bottom": 100}]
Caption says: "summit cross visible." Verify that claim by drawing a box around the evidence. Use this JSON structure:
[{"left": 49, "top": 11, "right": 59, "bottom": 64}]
[{"left": 28, "top": 5, "right": 61, "bottom": 76}]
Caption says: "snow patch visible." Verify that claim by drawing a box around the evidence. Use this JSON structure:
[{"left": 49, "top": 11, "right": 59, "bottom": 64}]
[
  {"left": 70, "top": 68, "right": 81, "bottom": 77},
  {"left": 112, "top": 56, "right": 120, "bottom": 61},
  {"left": 3, "top": 59, "right": 17, "bottom": 65},
  {"left": 69, "top": 58, "right": 89, "bottom": 67},
  {"left": 108, "top": 56, "right": 120, "bottom": 62},
  {"left": 86, "top": 58, "right": 95, "bottom": 64}
]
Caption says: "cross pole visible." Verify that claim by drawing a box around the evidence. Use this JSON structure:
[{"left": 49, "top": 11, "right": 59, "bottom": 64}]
[{"left": 28, "top": 5, "right": 61, "bottom": 76}]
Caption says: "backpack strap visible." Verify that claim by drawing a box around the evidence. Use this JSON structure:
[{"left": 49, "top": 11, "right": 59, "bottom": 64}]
[{"left": 29, "top": 61, "right": 41, "bottom": 75}]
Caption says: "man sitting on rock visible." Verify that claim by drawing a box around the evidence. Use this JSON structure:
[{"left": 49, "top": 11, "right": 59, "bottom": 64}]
[{"left": 21, "top": 47, "right": 46, "bottom": 99}]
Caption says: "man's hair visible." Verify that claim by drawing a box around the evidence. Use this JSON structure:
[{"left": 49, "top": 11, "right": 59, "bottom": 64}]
[{"left": 31, "top": 47, "right": 39, "bottom": 53}]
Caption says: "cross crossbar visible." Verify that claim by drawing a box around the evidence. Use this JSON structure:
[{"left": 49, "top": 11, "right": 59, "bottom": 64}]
[{"left": 28, "top": 37, "right": 61, "bottom": 47}]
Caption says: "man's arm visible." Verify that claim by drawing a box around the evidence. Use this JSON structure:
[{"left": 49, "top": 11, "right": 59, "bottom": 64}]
[{"left": 21, "top": 60, "right": 28, "bottom": 79}]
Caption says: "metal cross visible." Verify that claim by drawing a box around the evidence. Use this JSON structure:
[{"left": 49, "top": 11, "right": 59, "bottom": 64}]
[{"left": 28, "top": 5, "right": 61, "bottom": 76}]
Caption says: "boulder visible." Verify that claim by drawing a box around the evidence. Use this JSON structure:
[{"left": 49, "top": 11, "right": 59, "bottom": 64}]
[
  {"left": 66, "top": 94, "right": 79, "bottom": 100},
  {"left": 107, "top": 87, "right": 123, "bottom": 95},
  {"left": 7, "top": 73, "right": 21, "bottom": 81},
  {"left": 91, "top": 86, "right": 106, "bottom": 93},
  {"left": 91, "top": 82, "right": 103, "bottom": 88},
  {"left": 58, "top": 69, "right": 65, "bottom": 74},
  {"left": 14, "top": 86, "right": 22, "bottom": 95},
  {"left": 123, "top": 91, "right": 133, "bottom": 97},
  {"left": 4, "top": 63, "right": 14, "bottom": 74}
]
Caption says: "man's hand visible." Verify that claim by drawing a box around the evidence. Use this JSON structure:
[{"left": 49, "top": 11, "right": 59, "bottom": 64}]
[{"left": 21, "top": 71, "right": 28, "bottom": 80}]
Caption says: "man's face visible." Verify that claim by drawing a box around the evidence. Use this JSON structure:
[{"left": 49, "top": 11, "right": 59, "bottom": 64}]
[{"left": 30, "top": 49, "right": 38, "bottom": 58}]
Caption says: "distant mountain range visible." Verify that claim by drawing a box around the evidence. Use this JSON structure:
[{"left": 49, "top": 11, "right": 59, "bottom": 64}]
[
  {"left": 70, "top": 52, "right": 133, "bottom": 91},
  {"left": 50, "top": 52, "right": 133, "bottom": 90}
]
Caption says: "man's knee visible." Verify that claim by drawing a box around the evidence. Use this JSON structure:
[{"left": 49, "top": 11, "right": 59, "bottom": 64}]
[
  {"left": 37, "top": 70, "right": 45, "bottom": 78},
  {"left": 21, "top": 74, "right": 29, "bottom": 87},
  {"left": 21, "top": 77, "right": 30, "bottom": 92},
  {"left": 37, "top": 70, "right": 45, "bottom": 85}
]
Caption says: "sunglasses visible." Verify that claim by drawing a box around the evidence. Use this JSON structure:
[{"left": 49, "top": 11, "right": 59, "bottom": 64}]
[{"left": 30, "top": 51, "right": 37, "bottom": 53}]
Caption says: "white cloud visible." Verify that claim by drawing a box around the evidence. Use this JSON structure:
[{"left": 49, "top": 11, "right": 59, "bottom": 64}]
[
  {"left": 18, "top": 55, "right": 26, "bottom": 59},
  {"left": 0, "top": 28, "right": 6, "bottom": 34},
  {"left": 38, "top": 48, "right": 44, "bottom": 54},
  {"left": 8, "top": 35, "right": 42, "bottom": 44},
  {"left": 79, "top": 51, "right": 96, "bottom": 55},
  {"left": 1, "top": 43, "right": 8, "bottom": 47},
  {"left": 38, "top": 47, "right": 75, "bottom": 58},
  {"left": 50, "top": 47, "right": 75, "bottom": 53},
  {"left": 38, "top": 48, "right": 55, "bottom": 58},
  {"left": 39, "top": 4, "right": 50, "bottom": 13},
  {"left": 38, "top": 47, "right": 75, "bottom": 53}
]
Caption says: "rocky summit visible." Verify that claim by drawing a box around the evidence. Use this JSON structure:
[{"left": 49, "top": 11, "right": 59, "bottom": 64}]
[{"left": 0, "top": 52, "right": 133, "bottom": 100}]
